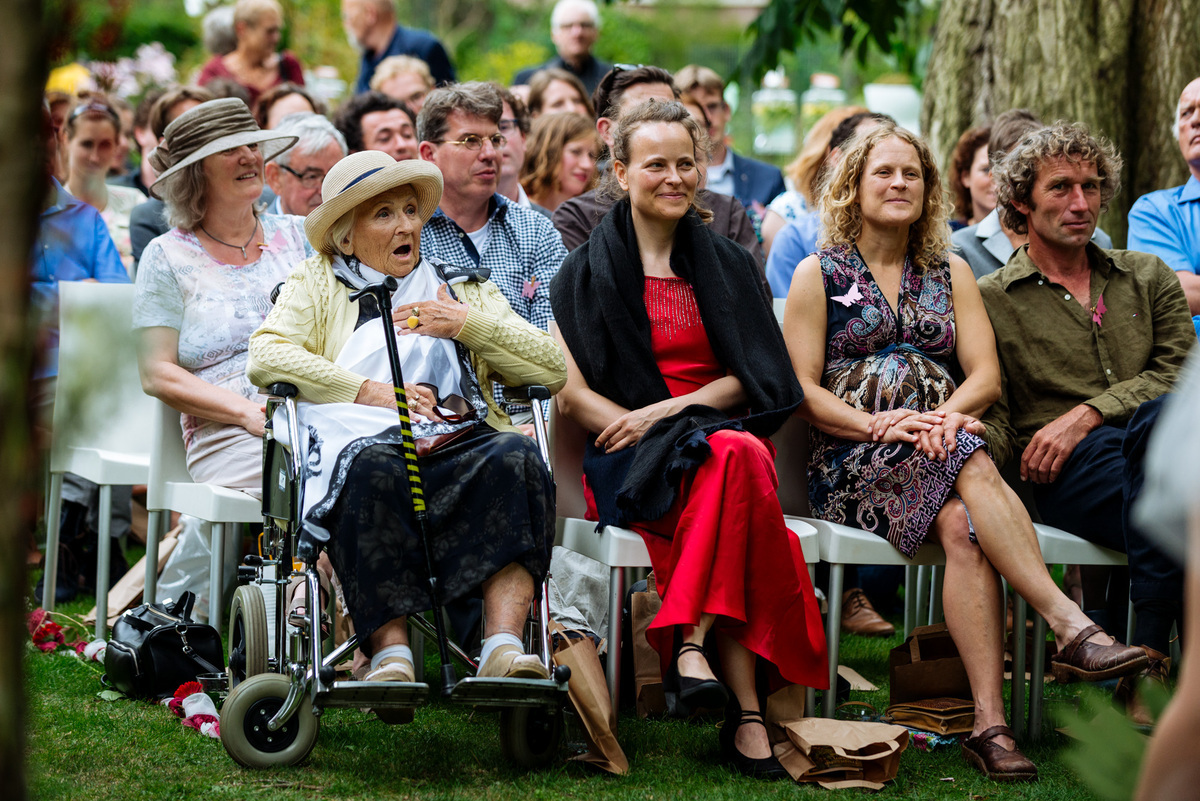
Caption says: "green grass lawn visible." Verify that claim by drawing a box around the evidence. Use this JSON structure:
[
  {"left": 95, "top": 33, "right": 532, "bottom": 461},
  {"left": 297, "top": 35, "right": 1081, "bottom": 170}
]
[{"left": 24, "top": 577, "right": 1133, "bottom": 801}]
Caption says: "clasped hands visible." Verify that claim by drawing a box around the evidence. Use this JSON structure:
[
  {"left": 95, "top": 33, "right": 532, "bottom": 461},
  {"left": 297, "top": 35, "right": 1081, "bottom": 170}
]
[
  {"left": 868, "top": 408, "right": 985, "bottom": 461},
  {"left": 391, "top": 283, "right": 467, "bottom": 339}
]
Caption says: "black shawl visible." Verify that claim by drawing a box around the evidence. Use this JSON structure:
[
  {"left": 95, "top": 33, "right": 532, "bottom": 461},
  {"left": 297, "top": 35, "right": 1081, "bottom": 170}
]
[{"left": 549, "top": 198, "right": 803, "bottom": 527}]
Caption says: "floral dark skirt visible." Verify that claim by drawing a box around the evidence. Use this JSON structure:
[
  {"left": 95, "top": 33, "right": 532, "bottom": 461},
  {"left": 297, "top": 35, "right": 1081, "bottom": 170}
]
[{"left": 319, "top": 426, "right": 554, "bottom": 655}]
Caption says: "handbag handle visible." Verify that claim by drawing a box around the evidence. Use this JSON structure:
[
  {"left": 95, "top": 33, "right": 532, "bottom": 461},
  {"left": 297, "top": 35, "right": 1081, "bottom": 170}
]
[{"left": 175, "top": 624, "right": 223, "bottom": 676}]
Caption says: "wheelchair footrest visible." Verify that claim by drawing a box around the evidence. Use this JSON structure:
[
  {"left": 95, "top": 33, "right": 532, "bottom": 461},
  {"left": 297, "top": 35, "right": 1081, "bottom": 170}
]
[
  {"left": 449, "top": 676, "right": 565, "bottom": 708},
  {"left": 319, "top": 681, "right": 430, "bottom": 709}
]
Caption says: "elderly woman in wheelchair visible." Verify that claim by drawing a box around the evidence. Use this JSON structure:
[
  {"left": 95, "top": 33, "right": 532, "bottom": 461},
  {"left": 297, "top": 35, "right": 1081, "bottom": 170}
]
[{"left": 245, "top": 152, "right": 566, "bottom": 693}]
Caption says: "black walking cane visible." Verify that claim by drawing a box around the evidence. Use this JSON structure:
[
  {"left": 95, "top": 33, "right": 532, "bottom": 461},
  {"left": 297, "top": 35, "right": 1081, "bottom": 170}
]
[{"left": 349, "top": 277, "right": 458, "bottom": 696}]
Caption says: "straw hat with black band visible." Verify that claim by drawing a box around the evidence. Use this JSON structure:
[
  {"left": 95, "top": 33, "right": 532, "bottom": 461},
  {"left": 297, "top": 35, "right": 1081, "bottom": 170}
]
[
  {"left": 148, "top": 97, "right": 298, "bottom": 200},
  {"left": 304, "top": 151, "right": 443, "bottom": 256}
]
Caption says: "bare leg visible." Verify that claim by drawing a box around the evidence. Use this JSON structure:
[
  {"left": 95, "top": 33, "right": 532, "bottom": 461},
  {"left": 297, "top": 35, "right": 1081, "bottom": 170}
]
[
  {"left": 954, "top": 452, "right": 1114, "bottom": 651},
  {"left": 367, "top": 616, "right": 410, "bottom": 652},
  {"left": 926, "top": 500, "right": 1009, "bottom": 745},
  {"left": 481, "top": 562, "right": 534, "bottom": 640},
  {"left": 677, "top": 613, "right": 719, "bottom": 682},
  {"left": 716, "top": 630, "right": 771, "bottom": 759}
]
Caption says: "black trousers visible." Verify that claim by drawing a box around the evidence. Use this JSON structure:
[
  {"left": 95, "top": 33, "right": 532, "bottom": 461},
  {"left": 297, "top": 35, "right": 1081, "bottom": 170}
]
[{"left": 1033, "top": 395, "right": 1181, "bottom": 653}]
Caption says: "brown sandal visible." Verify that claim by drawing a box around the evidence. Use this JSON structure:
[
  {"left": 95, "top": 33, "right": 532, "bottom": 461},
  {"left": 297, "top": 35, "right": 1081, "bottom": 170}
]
[
  {"left": 1050, "top": 624, "right": 1150, "bottom": 684},
  {"left": 961, "top": 725, "right": 1038, "bottom": 782}
]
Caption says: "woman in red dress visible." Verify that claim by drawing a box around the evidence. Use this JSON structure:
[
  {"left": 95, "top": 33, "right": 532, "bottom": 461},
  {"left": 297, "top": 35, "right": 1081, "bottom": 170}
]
[{"left": 550, "top": 99, "right": 826, "bottom": 779}]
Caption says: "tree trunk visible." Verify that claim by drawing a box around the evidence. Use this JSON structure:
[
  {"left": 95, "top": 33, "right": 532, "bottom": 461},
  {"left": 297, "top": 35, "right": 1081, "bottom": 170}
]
[
  {"left": 0, "top": 0, "right": 47, "bottom": 797},
  {"left": 921, "top": 0, "right": 1200, "bottom": 246}
]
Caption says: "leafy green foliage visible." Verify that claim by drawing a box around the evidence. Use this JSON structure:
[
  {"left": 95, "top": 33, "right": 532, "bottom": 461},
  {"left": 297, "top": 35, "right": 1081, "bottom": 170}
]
[
  {"left": 734, "top": 0, "right": 911, "bottom": 84},
  {"left": 45, "top": 0, "right": 198, "bottom": 64}
]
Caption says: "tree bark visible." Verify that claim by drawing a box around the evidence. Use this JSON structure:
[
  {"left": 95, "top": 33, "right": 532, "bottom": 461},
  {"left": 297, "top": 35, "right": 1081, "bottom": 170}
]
[
  {"left": 922, "top": 0, "right": 1200, "bottom": 245},
  {"left": 0, "top": 0, "right": 47, "bottom": 797}
]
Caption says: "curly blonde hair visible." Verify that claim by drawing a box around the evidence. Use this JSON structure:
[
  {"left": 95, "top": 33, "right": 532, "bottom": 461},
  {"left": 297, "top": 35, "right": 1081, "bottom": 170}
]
[
  {"left": 819, "top": 124, "right": 950, "bottom": 273},
  {"left": 991, "top": 121, "right": 1122, "bottom": 235}
]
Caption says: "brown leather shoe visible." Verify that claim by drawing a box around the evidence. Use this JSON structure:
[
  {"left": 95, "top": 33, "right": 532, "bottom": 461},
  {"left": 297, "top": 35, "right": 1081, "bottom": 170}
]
[
  {"left": 1050, "top": 624, "right": 1150, "bottom": 683},
  {"left": 1115, "top": 645, "right": 1171, "bottom": 727},
  {"left": 962, "top": 725, "right": 1038, "bottom": 782},
  {"left": 840, "top": 588, "right": 895, "bottom": 637}
]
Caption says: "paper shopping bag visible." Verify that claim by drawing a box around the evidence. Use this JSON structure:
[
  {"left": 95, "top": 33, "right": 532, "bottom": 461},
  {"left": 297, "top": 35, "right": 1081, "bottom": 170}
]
[{"left": 551, "top": 620, "right": 629, "bottom": 774}]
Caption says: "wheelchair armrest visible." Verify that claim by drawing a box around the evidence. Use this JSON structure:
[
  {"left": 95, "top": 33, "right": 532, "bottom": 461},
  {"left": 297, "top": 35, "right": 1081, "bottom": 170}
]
[
  {"left": 502, "top": 385, "right": 551, "bottom": 403},
  {"left": 269, "top": 382, "right": 299, "bottom": 399}
]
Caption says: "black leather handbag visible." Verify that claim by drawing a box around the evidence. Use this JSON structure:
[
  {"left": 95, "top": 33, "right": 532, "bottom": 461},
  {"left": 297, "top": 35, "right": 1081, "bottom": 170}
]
[{"left": 102, "top": 591, "right": 225, "bottom": 699}]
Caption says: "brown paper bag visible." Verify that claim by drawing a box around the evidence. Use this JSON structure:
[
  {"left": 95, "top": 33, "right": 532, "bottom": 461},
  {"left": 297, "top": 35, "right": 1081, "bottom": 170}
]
[
  {"left": 774, "top": 718, "right": 909, "bottom": 790},
  {"left": 630, "top": 571, "right": 666, "bottom": 718},
  {"left": 85, "top": 525, "right": 180, "bottom": 626},
  {"left": 884, "top": 697, "right": 975, "bottom": 735},
  {"left": 550, "top": 620, "right": 629, "bottom": 774},
  {"left": 889, "top": 622, "right": 972, "bottom": 705}
]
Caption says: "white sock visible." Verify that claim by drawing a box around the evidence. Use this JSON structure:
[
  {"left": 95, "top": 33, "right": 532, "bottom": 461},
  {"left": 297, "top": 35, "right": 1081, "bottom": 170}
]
[
  {"left": 478, "top": 633, "right": 522, "bottom": 668},
  {"left": 370, "top": 644, "right": 413, "bottom": 672}
]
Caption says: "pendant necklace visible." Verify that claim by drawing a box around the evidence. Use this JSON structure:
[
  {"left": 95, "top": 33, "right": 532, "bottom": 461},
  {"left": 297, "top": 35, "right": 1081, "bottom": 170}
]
[{"left": 201, "top": 219, "right": 260, "bottom": 259}]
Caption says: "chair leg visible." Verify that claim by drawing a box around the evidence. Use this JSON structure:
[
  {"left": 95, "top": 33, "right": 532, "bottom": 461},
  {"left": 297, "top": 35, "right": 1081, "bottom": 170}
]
[
  {"left": 903, "top": 565, "right": 917, "bottom": 638},
  {"left": 1011, "top": 594, "right": 1028, "bottom": 740},
  {"left": 208, "top": 522, "right": 223, "bottom": 634},
  {"left": 144, "top": 510, "right": 162, "bottom": 606},
  {"left": 1126, "top": 597, "right": 1135, "bottom": 647},
  {"left": 44, "top": 472, "right": 65, "bottom": 612},
  {"left": 95, "top": 485, "right": 113, "bottom": 640},
  {"left": 930, "top": 565, "right": 944, "bottom": 625},
  {"left": 607, "top": 565, "right": 625, "bottom": 710},
  {"left": 823, "top": 563, "right": 846, "bottom": 718},
  {"left": 915, "top": 565, "right": 931, "bottom": 627},
  {"left": 1029, "top": 612, "right": 1048, "bottom": 741}
]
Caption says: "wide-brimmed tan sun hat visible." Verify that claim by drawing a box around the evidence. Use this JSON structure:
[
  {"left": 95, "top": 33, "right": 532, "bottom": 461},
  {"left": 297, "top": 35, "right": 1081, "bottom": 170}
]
[
  {"left": 148, "top": 98, "right": 297, "bottom": 199},
  {"left": 304, "top": 151, "right": 444, "bottom": 256}
]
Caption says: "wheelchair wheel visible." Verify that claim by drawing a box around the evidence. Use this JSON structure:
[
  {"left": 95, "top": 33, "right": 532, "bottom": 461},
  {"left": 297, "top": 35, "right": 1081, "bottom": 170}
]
[
  {"left": 221, "top": 673, "right": 318, "bottom": 768},
  {"left": 228, "top": 585, "right": 268, "bottom": 689},
  {"left": 499, "top": 705, "right": 562, "bottom": 769}
]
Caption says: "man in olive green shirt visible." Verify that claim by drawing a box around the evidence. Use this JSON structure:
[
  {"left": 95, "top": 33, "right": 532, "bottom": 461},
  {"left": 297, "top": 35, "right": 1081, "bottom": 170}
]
[{"left": 979, "top": 122, "right": 1194, "bottom": 671}]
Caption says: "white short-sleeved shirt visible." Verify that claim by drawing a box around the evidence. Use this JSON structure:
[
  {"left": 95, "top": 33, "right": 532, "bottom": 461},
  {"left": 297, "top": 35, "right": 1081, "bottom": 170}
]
[{"left": 133, "top": 213, "right": 313, "bottom": 451}]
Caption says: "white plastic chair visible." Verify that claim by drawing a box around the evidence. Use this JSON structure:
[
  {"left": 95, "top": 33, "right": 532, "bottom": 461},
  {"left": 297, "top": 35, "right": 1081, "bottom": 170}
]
[
  {"left": 550, "top": 390, "right": 820, "bottom": 711},
  {"left": 44, "top": 282, "right": 154, "bottom": 639},
  {"left": 144, "top": 399, "right": 261, "bottom": 635}
]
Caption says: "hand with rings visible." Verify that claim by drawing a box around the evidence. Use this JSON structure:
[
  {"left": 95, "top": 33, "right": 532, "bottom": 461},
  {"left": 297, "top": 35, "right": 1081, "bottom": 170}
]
[{"left": 393, "top": 284, "right": 468, "bottom": 339}]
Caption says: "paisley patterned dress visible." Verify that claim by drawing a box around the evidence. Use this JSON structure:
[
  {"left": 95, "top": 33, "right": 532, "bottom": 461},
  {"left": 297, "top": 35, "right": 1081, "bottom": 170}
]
[{"left": 808, "top": 245, "right": 985, "bottom": 557}]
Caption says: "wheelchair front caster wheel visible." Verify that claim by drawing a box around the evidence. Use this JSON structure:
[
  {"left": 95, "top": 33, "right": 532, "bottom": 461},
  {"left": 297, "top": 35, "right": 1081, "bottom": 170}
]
[
  {"left": 221, "top": 674, "right": 317, "bottom": 768},
  {"left": 499, "top": 705, "right": 562, "bottom": 769},
  {"left": 228, "top": 585, "right": 269, "bottom": 689}
]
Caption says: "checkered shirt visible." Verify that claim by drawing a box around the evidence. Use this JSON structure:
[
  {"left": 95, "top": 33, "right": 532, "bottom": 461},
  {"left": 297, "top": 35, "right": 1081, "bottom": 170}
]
[{"left": 422, "top": 194, "right": 567, "bottom": 333}]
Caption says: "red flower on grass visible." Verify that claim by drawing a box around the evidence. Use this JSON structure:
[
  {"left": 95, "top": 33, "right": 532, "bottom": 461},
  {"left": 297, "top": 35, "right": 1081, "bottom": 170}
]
[{"left": 27, "top": 609, "right": 65, "bottom": 653}]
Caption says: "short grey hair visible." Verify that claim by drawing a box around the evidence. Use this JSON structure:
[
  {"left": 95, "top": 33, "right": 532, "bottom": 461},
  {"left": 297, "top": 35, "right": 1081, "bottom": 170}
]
[
  {"left": 551, "top": 0, "right": 600, "bottom": 29},
  {"left": 324, "top": 208, "right": 357, "bottom": 257},
  {"left": 202, "top": 5, "right": 236, "bottom": 56},
  {"left": 272, "top": 112, "right": 348, "bottom": 167},
  {"left": 159, "top": 161, "right": 209, "bottom": 230},
  {"left": 417, "top": 82, "right": 503, "bottom": 145}
]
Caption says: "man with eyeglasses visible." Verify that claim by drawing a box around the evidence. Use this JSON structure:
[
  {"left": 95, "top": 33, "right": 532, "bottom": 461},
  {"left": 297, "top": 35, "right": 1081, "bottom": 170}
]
[
  {"left": 418, "top": 82, "right": 567, "bottom": 336},
  {"left": 263, "top": 113, "right": 348, "bottom": 217},
  {"left": 514, "top": 0, "right": 611, "bottom": 95}
]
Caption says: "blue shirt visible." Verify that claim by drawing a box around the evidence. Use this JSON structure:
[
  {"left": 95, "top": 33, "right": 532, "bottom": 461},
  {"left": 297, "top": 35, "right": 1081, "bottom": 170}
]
[
  {"left": 765, "top": 211, "right": 821, "bottom": 297},
  {"left": 355, "top": 24, "right": 457, "bottom": 93},
  {"left": 1128, "top": 174, "right": 1200, "bottom": 336},
  {"left": 421, "top": 194, "right": 567, "bottom": 333},
  {"left": 31, "top": 181, "right": 129, "bottom": 379}
]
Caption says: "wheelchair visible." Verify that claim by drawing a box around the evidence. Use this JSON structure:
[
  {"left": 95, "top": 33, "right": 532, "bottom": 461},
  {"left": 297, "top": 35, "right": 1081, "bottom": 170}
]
[{"left": 218, "top": 382, "right": 570, "bottom": 769}]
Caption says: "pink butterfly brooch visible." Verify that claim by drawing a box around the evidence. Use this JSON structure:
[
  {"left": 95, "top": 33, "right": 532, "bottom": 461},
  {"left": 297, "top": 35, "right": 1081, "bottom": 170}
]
[
  {"left": 1091, "top": 294, "right": 1107, "bottom": 326},
  {"left": 832, "top": 283, "right": 864, "bottom": 307}
]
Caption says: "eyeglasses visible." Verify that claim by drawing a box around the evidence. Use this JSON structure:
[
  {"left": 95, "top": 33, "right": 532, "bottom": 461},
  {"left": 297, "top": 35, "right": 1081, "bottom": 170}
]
[
  {"left": 498, "top": 118, "right": 520, "bottom": 135},
  {"left": 435, "top": 133, "right": 507, "bottom": 151},
  {"left": 278, "top": 164, "right": 327, "bottom": 189},
  {"left": 556, "top": 20, "right": 596, "bottom": 31}
]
